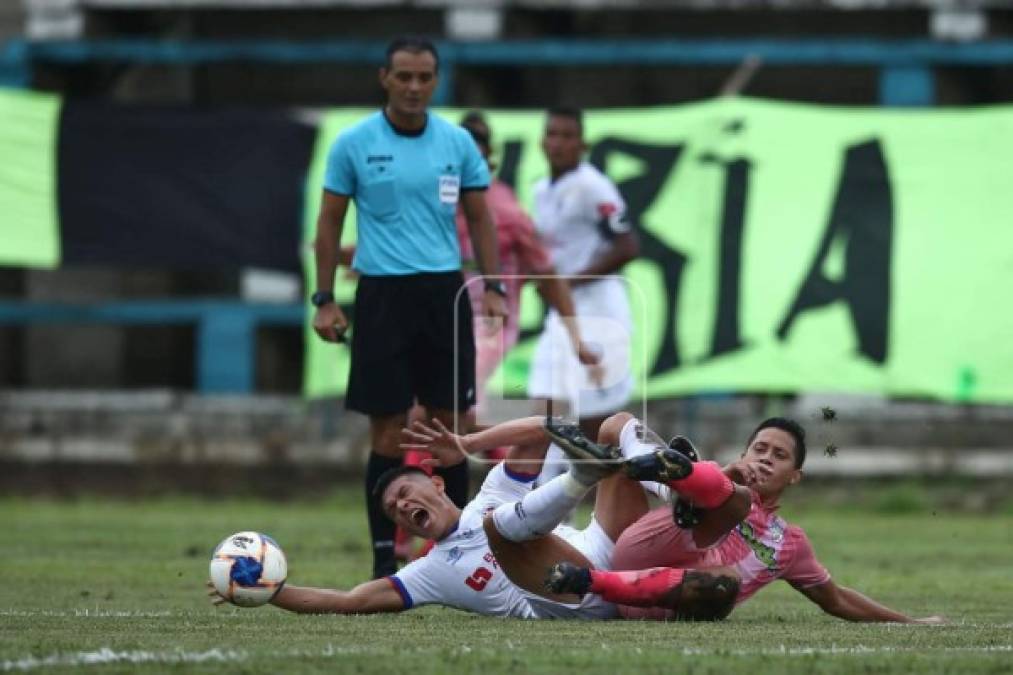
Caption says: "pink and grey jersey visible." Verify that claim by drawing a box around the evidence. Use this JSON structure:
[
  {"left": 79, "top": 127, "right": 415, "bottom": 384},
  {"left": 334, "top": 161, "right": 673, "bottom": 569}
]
[
  {"left": 612, "top": 493, "right": 830, "bottom": 617},
  {"left": 456, "top": 178, "right": 553, "bottom": 344}
]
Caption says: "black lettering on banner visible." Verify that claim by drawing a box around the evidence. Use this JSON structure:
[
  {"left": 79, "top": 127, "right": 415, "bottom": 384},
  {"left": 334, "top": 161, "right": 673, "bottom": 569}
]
[
  {"left": 699, "top": 154, "right": 751, "bottom": 360},
  {"left": 589, "top": 139, "right": 687, "bottom": 375},
  {"left": 497, "top": 140, "right": 524, "bottom": 191},
  {"left": 776, "top": 140, "right": 893, "bottom": 363}
]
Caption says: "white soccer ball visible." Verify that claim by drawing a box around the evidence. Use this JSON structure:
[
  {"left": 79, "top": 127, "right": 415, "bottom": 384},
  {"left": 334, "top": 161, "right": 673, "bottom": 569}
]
[{"left": 209, "top": 531, "right": 287, "bottom": 607}]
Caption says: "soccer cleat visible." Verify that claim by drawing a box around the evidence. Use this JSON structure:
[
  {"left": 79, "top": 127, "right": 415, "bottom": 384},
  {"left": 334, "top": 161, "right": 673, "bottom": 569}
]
[
  {"left": 667, "top": 435, "right": 701, "bottom": 462},
  {"left": 543, "top": 418, "right": 622, "bottom": 463},
  {"left": 672, "top": 498, "right": 704, "bottom": 530},
  {"left": 545, "top": 562, "right": 593, "bottom": 596},
  {"left": 666, "top": 436, "right": 704, "bottom": 529},
  {"left": 543, "top": 417, "right": 623, "bottom": 486},
  {"left": 622, "top": 447, "right": 694, "bottom": 483}
]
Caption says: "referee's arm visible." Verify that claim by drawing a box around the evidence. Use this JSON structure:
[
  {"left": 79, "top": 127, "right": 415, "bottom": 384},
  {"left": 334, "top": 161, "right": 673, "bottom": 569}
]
[
  {"left": 312, "top": 190, "right": 351, "bottom": 341},
  {"left": 460, "top": 190, "right": 507, "bottom": 319}
]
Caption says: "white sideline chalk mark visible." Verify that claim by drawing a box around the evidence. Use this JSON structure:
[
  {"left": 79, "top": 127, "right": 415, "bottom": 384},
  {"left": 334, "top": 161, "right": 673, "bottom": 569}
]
[
  {"left": 3, "top": 644, "right": 1011, "bottom": 671},
  {"left": 0, "top": 609, "right": 174, "bottom": 618},
  {"left": 677, "top": 645, "right": 1013, "bottom": 657},
  {"left": 2, "top": 648, "right": 246, "bottom": 671}
]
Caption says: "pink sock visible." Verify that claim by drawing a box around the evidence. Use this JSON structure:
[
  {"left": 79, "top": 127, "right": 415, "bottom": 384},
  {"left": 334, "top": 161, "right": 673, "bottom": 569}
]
[
  {"left": 667, "top": 461, "right": 734, "bottom": 508},
  {"left": 589, "top": 568, "right": 686, "bottom": 607}
]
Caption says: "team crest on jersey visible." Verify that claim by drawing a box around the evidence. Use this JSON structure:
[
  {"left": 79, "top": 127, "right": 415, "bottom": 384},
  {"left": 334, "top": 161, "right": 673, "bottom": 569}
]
[
  {"left": 768, "top": 518, "right": 786, "bottom": 544},
  {"left": 445, "top": 546, "right": 463, "bottom": 565}
]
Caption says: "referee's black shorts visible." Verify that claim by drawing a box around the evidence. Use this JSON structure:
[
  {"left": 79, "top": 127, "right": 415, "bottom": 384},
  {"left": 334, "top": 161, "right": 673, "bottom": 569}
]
[{"left": 345, "top": 271, "right": 477, "bottom": 417}]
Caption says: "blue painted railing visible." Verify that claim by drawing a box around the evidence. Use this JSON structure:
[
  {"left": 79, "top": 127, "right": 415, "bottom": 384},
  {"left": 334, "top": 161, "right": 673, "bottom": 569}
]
[
  {"left": 0, "top": 300, "right": 305, "bottom": 393},
  {"left": 4, "top": 37, "right": 1013, "bottom": 392},
  {"left": 4, "top": 37, "right": 1013, "bottom": 104}
]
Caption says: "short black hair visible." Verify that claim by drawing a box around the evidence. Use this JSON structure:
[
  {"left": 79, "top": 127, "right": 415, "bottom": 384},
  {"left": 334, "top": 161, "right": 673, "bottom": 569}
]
[
  {"left": 746, "top": 417, "right": 807, "bottom": 469},
  {"left": 546, "top": 105, "right": 584, "bottom": 135},
  {"left": 372, "top": 465, "right": 431, "bottom": 502},
  {"left": 460, "top": 110, "right": 491, "bottom": 148},
  {"left": 385, "top": 36, "right": 439, "bottom": 72}
]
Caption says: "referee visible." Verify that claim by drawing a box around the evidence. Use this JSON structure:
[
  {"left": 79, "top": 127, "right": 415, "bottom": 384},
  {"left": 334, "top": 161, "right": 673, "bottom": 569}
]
[{"left": 311, "top": 36, "right": 506, "bottom": 579}]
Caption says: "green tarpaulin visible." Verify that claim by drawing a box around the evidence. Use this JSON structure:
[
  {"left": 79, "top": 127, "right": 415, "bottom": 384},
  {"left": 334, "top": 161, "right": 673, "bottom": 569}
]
[
  {"left": 303, "top": 98, "right": 1013, "bottom": 404},
  {"left": 0, "top": 88, "right": 60, "bottom": 268}
]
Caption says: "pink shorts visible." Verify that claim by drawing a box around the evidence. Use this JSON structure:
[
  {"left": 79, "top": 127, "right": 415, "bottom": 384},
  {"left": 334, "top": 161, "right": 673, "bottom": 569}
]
[{"left": 611, "top": 506, "right": 724, "bottom": 620}]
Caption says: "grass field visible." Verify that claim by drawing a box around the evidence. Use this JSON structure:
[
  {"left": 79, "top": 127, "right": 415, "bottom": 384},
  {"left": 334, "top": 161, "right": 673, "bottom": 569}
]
[{"left": 3, "top": 483, "right": 1012, "bottom": 674}]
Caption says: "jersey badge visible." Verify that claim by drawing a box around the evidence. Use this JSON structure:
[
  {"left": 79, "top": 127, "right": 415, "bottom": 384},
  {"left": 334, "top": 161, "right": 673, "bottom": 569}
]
[
  {"left": 768, "top": 519, "right": 785, "bottom": 544},
  {"left": 445, "top": 546, "right": 463, "bottom": 565}
]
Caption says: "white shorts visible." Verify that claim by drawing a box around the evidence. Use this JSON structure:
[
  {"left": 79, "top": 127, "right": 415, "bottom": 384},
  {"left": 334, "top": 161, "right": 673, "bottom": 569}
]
[
  {"left": 522, "top": 518, "right": 618, "bottom": 620},
  {"left": 528, "top": 279, "right": 633, "bottom": 418}
]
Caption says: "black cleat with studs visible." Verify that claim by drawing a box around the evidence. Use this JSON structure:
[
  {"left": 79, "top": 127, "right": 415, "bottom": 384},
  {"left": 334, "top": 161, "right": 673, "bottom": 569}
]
[
  {"left": 545, "top": 562, "right": 593, "bottom": 596},
  {"left": 543, "top": 417, "right": 622, "bottom": 463},
  {"left": 667, "top": 436, "right": 705, "bottom": 529}
]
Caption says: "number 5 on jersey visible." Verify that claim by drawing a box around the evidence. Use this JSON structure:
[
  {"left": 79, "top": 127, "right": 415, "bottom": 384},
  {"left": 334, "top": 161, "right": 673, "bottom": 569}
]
[{"left": 465, "top": 566, "right": 493, "bottom": 591}]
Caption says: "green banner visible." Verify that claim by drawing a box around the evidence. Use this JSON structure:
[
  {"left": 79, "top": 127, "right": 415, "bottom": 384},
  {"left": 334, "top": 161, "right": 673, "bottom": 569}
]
[
  {"left": 303, "top": 98, "right": 1013, "bottom": 404},
  {"left": 0, "top": 88, "right": 61, "bottom": 268}
]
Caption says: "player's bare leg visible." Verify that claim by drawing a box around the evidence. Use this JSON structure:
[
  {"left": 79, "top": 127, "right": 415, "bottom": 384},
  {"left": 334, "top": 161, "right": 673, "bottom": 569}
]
[
  {"left": 370, "top": 412, "right": 407, "bottom": 460},
  {"left": 483, "top": 518, "right": 594, "bottom": 604},
  {"left": 578, "top": 413, "right": 609, "bottom": 452},
  {"left": 624, "top": 433, "right": 750, "bottom": 549},
  {"left": 365, "top": 412, "right": 409, "bottom": 577},
  {"left": 483, "top": 416, "right": 623, "bottom": 603},
  {"left": 587, "top": 413, "right": 652, "bottom": 542}
]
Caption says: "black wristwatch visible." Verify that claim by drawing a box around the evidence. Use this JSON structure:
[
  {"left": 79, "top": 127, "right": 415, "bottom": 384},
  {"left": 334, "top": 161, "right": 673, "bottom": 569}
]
[
  {"left": 311, "top": 291, "right": 334, "bottom": 307},
  {"left": 484, "top": 280, "right": 507, "bottom": 297}
]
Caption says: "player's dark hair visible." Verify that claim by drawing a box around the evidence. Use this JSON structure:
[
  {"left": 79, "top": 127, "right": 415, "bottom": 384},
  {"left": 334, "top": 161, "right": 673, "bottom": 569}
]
[
  {"left": 747, "top": 417, "right": 807, "bottom": 469},
  {"left": 385, "top": 36, "right": 439, "bottom": 72},
  {"left": 460, "top": 110, "right": 491, "bottom": 148},
  {"left": 546, "top": 105, "right": 584, "bottom": 135},
  {"left": 372, "top": 465, "right": 432, "bottom": 504}
]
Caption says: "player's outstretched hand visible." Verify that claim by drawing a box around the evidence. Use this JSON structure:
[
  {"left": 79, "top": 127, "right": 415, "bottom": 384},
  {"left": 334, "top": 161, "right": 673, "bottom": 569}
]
[
  {"left": 206, "top": 580, "right": 227, "bottom": 607},
  {"left": 400, "top": 418, "right": 469, "bottom": 467}
]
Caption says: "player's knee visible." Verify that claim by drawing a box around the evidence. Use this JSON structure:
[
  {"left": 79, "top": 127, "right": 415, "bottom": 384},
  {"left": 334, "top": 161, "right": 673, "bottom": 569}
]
[
  {"left": 484, "top": 508, "right": 519, "bottom": 545},
  {"left": 676, "top": 569, "right": 740, "bottom": 621},
  {"left": 598, "top": 412, "right": 634, "bottom": 446}
]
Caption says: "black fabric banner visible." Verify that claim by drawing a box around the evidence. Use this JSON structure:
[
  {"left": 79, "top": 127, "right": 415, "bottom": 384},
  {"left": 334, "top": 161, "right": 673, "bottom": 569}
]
[{"left": 58, "top": 103, "right": 315, "bottom": 270}]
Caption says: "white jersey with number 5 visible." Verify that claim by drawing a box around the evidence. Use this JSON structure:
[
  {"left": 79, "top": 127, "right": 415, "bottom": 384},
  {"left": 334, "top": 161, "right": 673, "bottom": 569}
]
[{"left": 388, "top": 464, "right": 615, "bottom": 619}]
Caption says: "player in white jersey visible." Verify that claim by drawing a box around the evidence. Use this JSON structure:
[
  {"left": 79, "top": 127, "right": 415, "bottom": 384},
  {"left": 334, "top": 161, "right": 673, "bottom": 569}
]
[
  {"left": 219, "top": 416, "right": 716, "bottom": 619},
  {"left": 529, "top": 106, "right": 640, "bottom": 486}
]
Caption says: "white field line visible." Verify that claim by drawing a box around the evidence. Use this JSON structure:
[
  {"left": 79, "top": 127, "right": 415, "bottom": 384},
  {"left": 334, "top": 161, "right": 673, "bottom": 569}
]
[
  {"left": 0, "top": 610, "right": 175, "bottom": 618},
  {"left": 3, "top": 644, "right": 1012, "bottom": 671}
]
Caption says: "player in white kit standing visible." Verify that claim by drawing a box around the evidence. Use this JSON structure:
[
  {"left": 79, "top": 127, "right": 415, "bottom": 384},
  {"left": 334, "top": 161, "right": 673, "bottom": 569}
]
[{"left": 529, "top": 107, "right": 640, "bottom": 485}]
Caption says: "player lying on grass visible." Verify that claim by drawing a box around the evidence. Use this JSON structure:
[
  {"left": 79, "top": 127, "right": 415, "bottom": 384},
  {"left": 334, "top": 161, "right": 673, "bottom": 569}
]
[
  {"left": 544, "top": 415, "right": 946, "bottom": 624},
  {"left": 208, "top": 416, "right": 739, "bottom": 619}
]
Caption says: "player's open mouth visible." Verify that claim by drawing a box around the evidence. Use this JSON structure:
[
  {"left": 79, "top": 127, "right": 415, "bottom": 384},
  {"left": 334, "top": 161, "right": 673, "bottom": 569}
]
[{"left": 410, "top": 508, "right": 430, "bottom": 529}]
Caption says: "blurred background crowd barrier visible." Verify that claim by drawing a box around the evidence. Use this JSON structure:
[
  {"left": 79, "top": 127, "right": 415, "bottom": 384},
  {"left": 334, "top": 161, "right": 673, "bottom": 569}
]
[{"left": 2, "top": 0, "right": 1012, "bottom": 488}]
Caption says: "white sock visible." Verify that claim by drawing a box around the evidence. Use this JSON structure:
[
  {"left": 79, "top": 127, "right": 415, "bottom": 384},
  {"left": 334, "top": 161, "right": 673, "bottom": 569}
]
[
  {"left": 618, "top": 418, "right": 659, "bottom": 460},
  {"left": 618, "top": 418, "right": 671, "bottom": 500},
  {"left": 492, "top": 473, "right": 588, "bottom": 542}
]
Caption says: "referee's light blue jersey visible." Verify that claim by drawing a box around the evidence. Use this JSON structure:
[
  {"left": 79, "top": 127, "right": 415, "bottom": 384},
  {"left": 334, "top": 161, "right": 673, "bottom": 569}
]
[{"left": 323, "top": 111, "right": 490, "bottom": 276}]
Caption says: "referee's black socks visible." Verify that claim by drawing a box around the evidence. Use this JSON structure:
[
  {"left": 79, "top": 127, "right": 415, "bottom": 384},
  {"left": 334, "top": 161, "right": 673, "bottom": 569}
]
[
  {"left": 435, "top": 460, "right": 470, "bottom": 510},
  {"left": 364, "top": 452, "right": 401, "bottom": 579}
]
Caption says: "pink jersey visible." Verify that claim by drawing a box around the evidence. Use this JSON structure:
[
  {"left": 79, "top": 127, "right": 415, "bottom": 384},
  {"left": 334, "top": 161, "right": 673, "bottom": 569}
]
[
  {"left": 456, "top": 180, "right": 553, "bottom": 388},
  {"left": 612, "top": 493, "right": 830, "bottom": 618}
]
